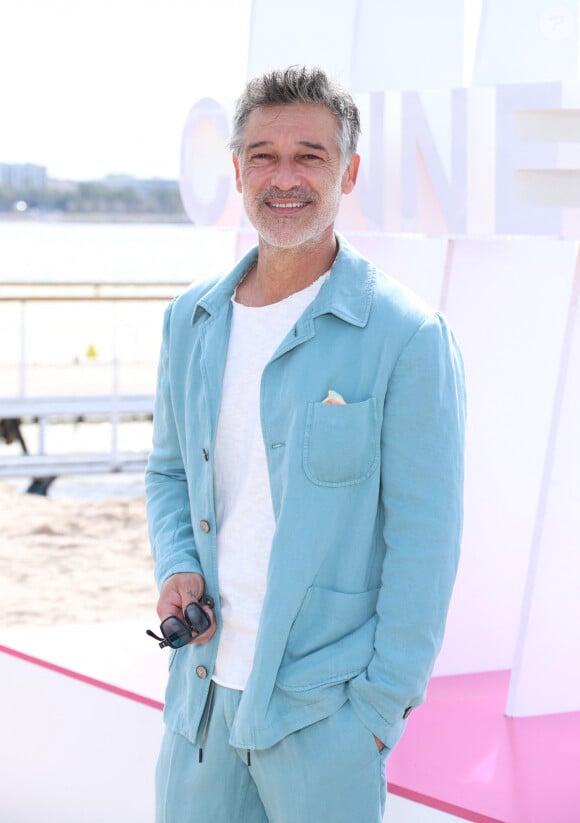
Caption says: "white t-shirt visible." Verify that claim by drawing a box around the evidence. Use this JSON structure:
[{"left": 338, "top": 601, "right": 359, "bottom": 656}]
[{"left": 212, "top": 272, "right": 328, "bottom": 690}]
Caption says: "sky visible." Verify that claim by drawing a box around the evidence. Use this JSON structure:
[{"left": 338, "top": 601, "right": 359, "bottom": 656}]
[
  {"left": 0, "top": 0, "right": 251, "bottom": 180},
  {"left": 0, "top": 0, "right": 488, "bottom": 183}
]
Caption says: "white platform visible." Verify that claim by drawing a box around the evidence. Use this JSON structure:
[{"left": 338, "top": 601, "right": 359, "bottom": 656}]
[{"left": 0, "top": 623, "right": 465, "bottom": 823}]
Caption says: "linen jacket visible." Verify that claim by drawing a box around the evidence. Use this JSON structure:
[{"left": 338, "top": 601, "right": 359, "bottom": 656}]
[{"left": 146, "top": 235, "right": 466, "bottom": 753}]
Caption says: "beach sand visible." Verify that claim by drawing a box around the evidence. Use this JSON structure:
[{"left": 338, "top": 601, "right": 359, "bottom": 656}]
[{"left": 0, "top": 479, "right": 158, "bottom": 628}]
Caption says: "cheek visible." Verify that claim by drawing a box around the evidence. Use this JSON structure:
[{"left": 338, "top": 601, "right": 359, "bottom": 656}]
[
  {"left": 239, "top": 170, "right": 268, "bottom": 195},
  {"left": 321, "top": 178, "right": 344, "bottom": 205}
]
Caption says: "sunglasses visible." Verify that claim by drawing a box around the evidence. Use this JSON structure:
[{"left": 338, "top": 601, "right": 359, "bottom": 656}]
[{"left": 146, "top": 600, "right": 211, "bottom": 649}]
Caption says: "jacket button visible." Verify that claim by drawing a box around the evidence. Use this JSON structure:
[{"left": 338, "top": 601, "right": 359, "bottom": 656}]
[
  {"left": 200, "top": 520, "right": 211, "bottom": 533},
  {"left": 403, "top": 706, "right": 413, "bottom": 719},
  {"left": 195, "top": 665, "right": 208, "bottom": 679}
]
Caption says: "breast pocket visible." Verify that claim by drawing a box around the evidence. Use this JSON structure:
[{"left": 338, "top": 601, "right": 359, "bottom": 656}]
[{"left": 303, "top": 397, "right": 379, "bottom": 487}]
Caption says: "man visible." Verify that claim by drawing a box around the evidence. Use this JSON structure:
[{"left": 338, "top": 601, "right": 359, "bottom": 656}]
[{"left": 146, "top": 66, "right": 466, "bottom": 822}]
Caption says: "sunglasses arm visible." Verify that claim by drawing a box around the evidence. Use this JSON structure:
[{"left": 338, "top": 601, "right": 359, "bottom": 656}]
[{"left": 146, "top": 628, "right": 170, "bottom": 648}]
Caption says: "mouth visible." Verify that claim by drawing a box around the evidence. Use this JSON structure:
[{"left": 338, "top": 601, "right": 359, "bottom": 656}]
[
  {"left": 259, "top": 189, "right": 314, "bottom": 213},
  {"left": 265, "top": 200, "right": 310, "bottom": 212}
]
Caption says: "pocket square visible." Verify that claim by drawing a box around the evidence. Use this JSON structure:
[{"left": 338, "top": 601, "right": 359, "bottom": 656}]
[{"left": 322, "top": 390, "right": 346, "bottom": 405}]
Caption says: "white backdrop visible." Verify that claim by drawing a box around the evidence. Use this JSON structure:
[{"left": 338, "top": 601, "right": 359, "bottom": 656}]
[{"left": 178, "top": 0, "right": 580, "bottom": 717}]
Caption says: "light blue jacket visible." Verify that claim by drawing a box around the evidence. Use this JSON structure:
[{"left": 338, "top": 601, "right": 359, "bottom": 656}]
[{"left": 146, "top": 235, "right": 466, "bottom": 753}]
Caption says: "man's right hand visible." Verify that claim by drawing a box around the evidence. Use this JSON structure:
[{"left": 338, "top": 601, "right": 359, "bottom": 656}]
[{"left": 157, "top": 572, "right": 217, "bottom": 645}]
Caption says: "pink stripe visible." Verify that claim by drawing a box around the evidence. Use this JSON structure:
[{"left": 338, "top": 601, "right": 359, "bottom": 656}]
[{"left": 0, "top": 643, "right": 164, "bottom": 711}]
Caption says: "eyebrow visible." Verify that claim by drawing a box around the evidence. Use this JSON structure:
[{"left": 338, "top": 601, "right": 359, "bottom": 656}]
[{"left": 245, "top": 140, "right": 330, "bottom": 156}]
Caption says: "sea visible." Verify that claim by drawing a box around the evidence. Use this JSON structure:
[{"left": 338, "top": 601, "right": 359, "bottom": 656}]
[
  {"left": 0, "top": 219, "right": 240, "bottom": 385},
  {"left": 0, "top": 220, "right": 239, "bottom": 285},
  {"left": 0, "top": 219, "right": 241, "bottom": 497}
]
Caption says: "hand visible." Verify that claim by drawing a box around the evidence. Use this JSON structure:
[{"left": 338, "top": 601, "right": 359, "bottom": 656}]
[
  {"left": 157, "top": 572, "right": 217, "bottom": 645},
  {"left": 373, "top": 735, "right": 386, "bottom": 753}
]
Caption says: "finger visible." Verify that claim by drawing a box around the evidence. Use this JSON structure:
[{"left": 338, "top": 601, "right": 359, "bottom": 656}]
[
  {"left": 373, "top": 735, "right": 386, "bottom": 752},
  {"left": 180, "top": 575, "right": 206, "bottom": 605},
  {"left": 190, "top": 604, "right": 217, "bottom": 645},
  {"left": 156, "top": 587, "right": 183, "bottom": 620}
]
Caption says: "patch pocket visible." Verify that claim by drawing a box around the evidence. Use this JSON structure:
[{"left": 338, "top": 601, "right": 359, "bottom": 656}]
[
  {"left": 278, "top": 586, "right": 379, "bottom": 691},
  {"left": 303, "top": 397, "right": 379, "bottom": 486}
]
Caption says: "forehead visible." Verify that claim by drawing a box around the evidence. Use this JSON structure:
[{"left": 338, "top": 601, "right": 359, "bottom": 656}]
[{"left": 241, "top": 103, "right": 340, "bottom": 151}]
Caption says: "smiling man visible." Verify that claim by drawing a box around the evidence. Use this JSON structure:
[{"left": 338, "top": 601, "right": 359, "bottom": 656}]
[
  {"left": 232, "top": 101, "right": 358, "bottom": 270},
  {"left": 146, "top": 66, "right": 466, "bottom": 823}
]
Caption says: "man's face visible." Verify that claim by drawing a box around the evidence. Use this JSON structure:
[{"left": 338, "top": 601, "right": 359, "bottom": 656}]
[{"left": 233, "top": 103, "right": 359, "bottom": 251}]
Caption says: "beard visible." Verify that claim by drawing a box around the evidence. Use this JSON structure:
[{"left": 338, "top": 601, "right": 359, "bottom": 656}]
[{"left": 244, "top": 186, "right": 340, "bottom": 250}]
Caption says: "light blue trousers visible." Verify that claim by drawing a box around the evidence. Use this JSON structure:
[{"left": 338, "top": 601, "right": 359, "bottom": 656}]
[{"left": 156, "top": 682, "right": 388, "bottom": 823}]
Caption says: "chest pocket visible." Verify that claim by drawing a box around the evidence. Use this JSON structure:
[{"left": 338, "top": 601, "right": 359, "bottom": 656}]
[{"left": 303, "top": 397, "right": 379, "bottom": 487}]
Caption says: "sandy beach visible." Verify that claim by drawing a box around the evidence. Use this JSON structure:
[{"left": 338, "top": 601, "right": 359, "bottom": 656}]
[{"left": 0, "top": 479, "right": 158, "bottom": 628}]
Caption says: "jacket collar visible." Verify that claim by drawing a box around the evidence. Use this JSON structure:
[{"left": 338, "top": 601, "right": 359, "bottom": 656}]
[{"left": 192, "top": 234, "right": 375, "bottom": 328}]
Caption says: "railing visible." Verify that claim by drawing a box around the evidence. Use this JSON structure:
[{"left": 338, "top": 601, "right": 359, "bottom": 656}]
[
  {"left": 0, "top": 281, "right": 188, "bottom": 485},
  {"left": 0, "top": 280, "right": 186, "bottom": 396}
]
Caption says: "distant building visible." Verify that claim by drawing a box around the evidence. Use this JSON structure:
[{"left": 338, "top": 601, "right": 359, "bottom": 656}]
[{"left": 0, "top": 163, "right": 47, "bottom": 190}]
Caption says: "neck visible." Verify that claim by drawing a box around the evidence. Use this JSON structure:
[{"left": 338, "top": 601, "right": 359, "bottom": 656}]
[{"left": 235, "top": 230, "right": 337, "bottom": 307}]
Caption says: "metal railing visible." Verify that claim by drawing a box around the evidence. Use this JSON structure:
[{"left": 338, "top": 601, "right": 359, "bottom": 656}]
[{"left": 0, "top": 280, "right": 188, "bottom": 482}]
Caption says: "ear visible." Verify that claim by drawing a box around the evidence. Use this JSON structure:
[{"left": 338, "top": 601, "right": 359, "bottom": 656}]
[
  {"left": 232, "top": 153, "right": 242, "bottom": 193},
  {"left": 341, "top": 154, "right": 360, "bottom": 195}
]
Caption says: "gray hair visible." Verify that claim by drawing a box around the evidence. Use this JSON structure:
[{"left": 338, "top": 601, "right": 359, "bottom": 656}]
[{"left": 228, "top": 66, "right": 361, "bottom": 163}]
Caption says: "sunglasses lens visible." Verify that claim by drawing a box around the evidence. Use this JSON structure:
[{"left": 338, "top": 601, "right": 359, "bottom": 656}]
[
  {"left": 160, "top": 616, "right": 192, "bottom": 648},
  {"left": 184, "top": 602, "right": 211, "bottom": 635}
]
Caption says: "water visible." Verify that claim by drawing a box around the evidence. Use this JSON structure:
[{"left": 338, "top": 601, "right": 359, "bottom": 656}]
[
  {"left": 0, "top": 221, "right": 242, "bottom": 395},
  {"left": 0, "top": 220, "right": 238, "bottom": 283}
]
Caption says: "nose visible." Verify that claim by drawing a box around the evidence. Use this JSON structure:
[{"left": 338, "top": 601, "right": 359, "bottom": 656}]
[{"left": 270, "top": 156, "right": 301, "bottom": 191}]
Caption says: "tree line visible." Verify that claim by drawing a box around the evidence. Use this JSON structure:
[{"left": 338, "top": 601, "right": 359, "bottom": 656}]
[{"left": 0, "top": 180, "right": 187, "bottom": 217}]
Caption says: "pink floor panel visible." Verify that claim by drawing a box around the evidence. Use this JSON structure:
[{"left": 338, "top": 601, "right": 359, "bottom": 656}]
[
  {"left": 388, "top": 670, "right": 580, "bottom": 823},
  {"left": 2, "top": 634, "right": 578, "bottom": 823}
]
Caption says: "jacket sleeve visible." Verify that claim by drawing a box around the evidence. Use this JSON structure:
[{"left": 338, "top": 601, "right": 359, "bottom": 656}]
[
  {"left": 146, "top": 298, "right": 203, "bottom": 589},
  {"left": 348, "top": 311, "right": 466, "bottom": 751}
]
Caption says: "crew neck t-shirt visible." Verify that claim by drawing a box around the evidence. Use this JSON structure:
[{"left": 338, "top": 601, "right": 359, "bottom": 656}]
[{"left": 212, "top": 272, "right": 329, "bottom": 690}]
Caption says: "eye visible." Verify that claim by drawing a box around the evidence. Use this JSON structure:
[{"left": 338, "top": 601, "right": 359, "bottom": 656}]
[{"left": 250, "top": 152, "right": 273, "bottom": 162}]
